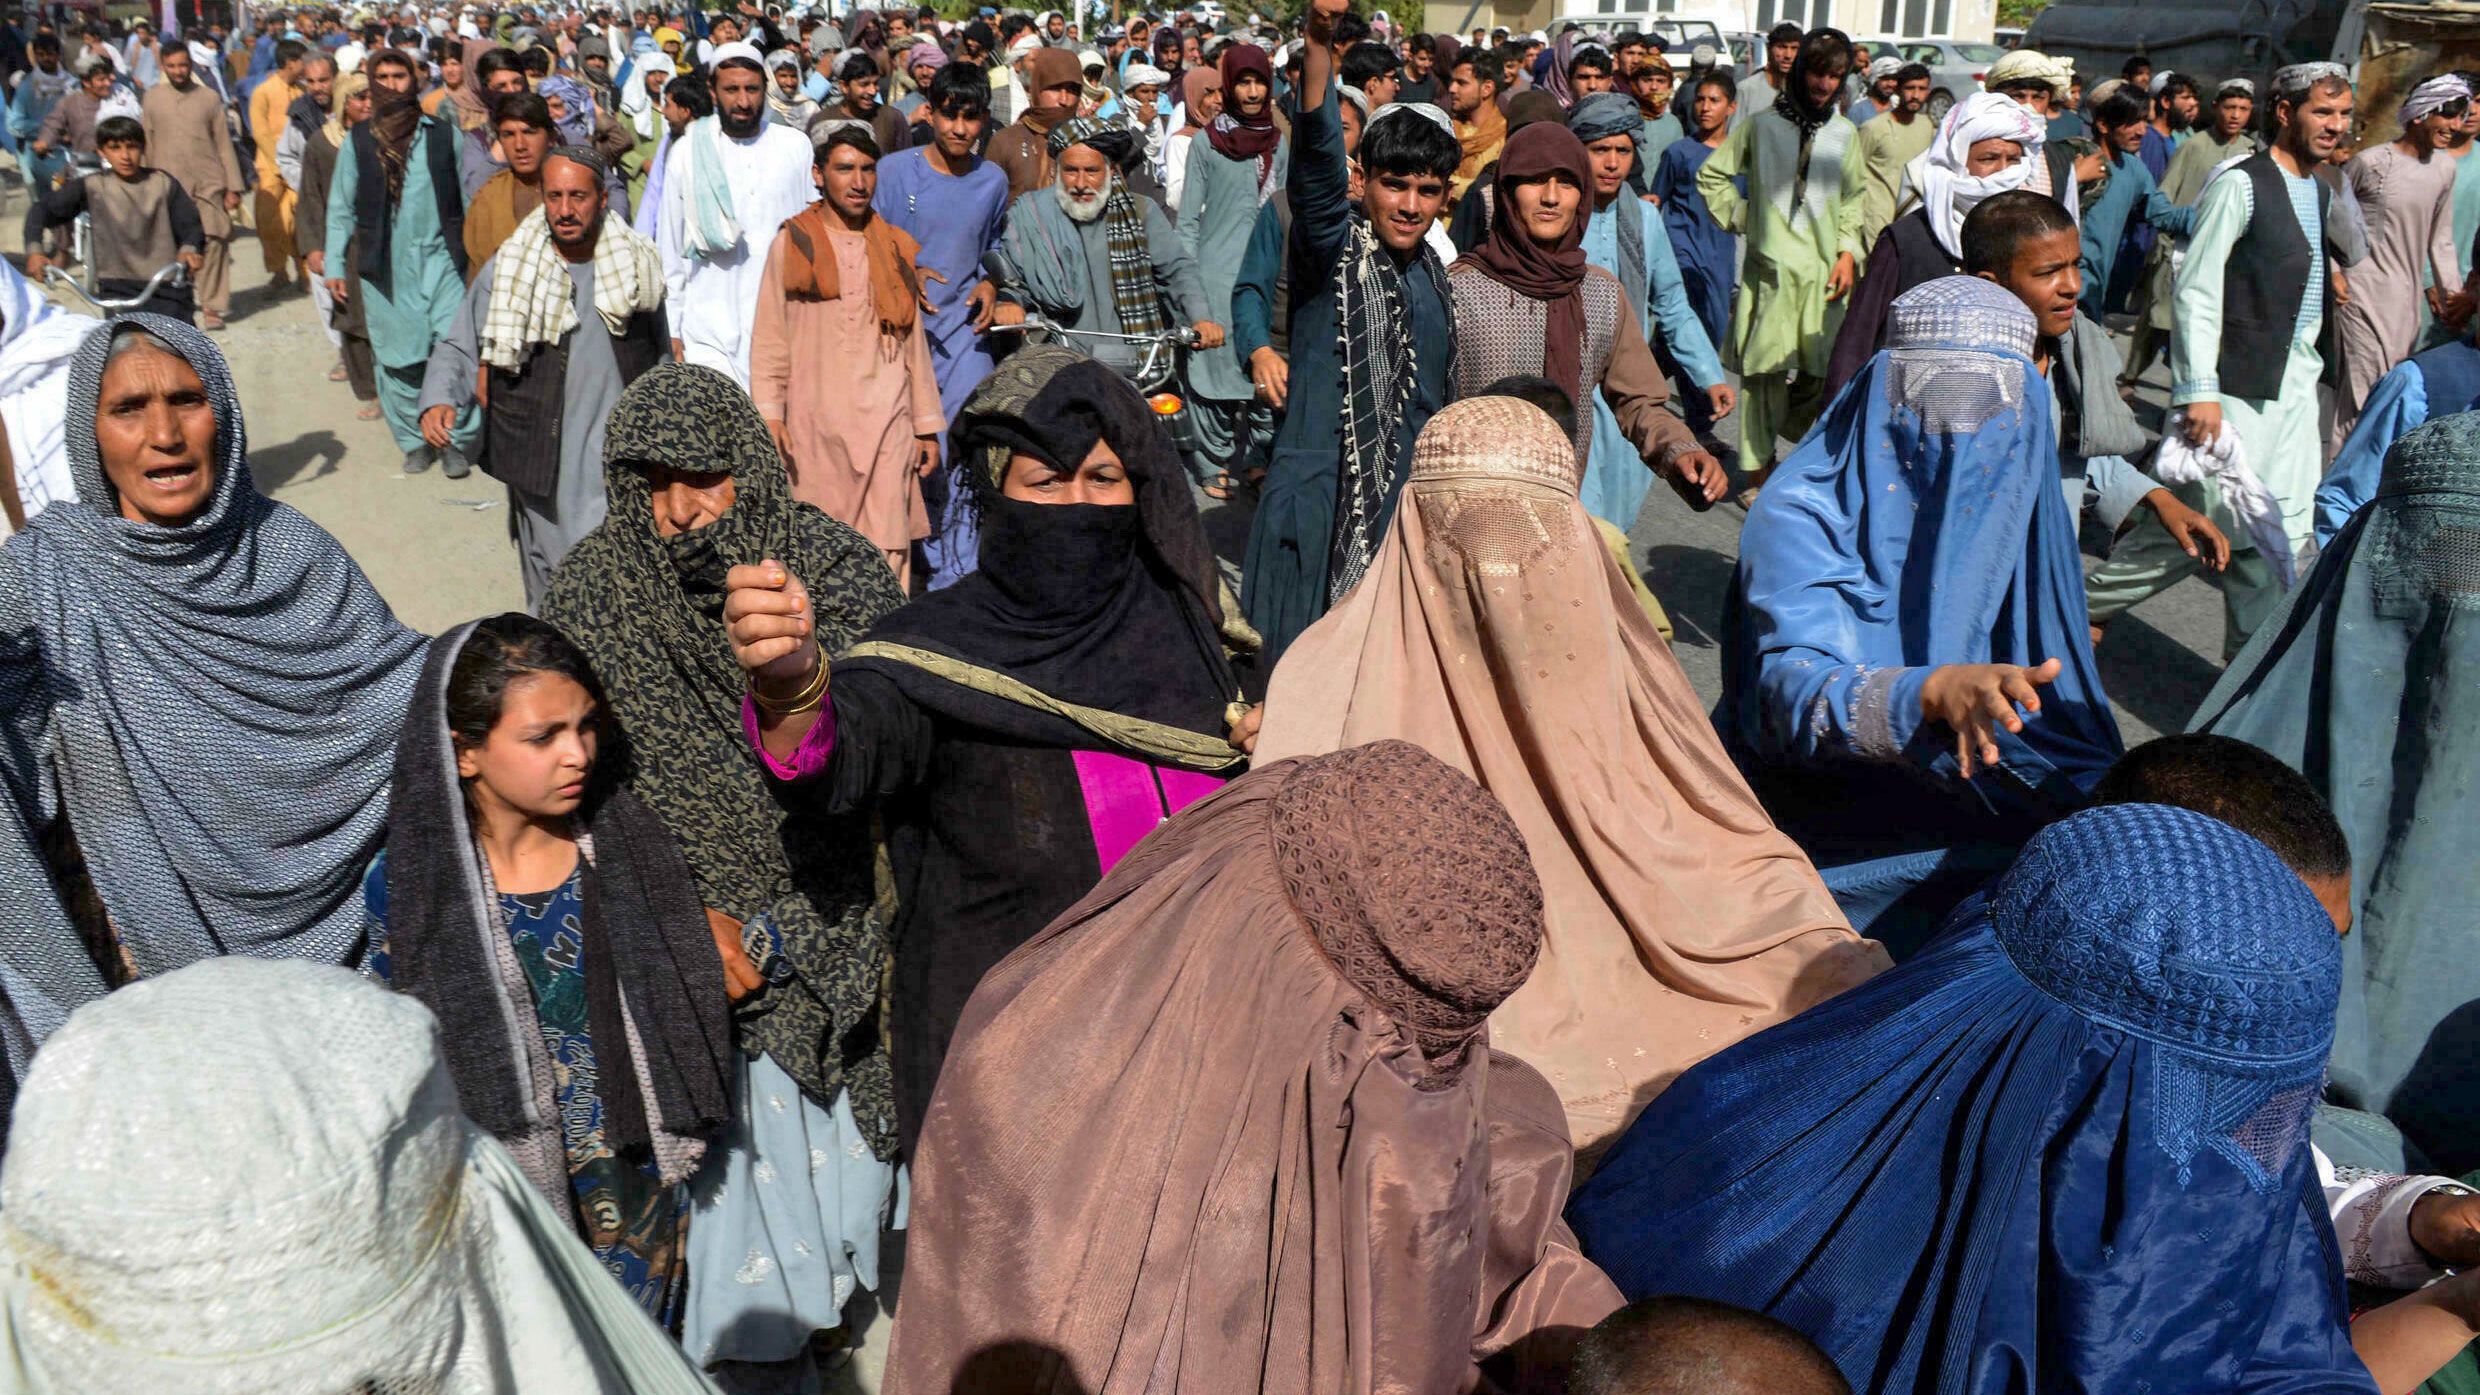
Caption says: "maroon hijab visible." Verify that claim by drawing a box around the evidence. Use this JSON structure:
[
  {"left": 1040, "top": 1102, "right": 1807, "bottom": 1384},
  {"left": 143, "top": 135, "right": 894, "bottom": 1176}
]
[
  {"left": 1205, "top": 42, "right": 1280, "bottom": 162},
  {"left": 1468, "top": 122, "right": 1595, "bottom": 409}
]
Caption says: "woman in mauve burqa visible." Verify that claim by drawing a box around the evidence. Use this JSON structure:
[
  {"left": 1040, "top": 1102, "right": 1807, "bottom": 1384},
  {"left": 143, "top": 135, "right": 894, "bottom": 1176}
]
[
  {"left": 1256, "top": 397, "right": 1885, "bottom": 1157},
  {"left": 883, "top": 740, "right": 1623, "bottom": 1395}
]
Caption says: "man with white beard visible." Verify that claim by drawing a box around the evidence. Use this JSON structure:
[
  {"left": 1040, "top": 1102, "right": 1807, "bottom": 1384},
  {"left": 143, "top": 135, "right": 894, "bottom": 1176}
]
[
  {"left": 655, "top": 40, "right": 815, "bottom": 385},
  {"left": 995, "top": 116, "right": 1221, "bottom": 379}
]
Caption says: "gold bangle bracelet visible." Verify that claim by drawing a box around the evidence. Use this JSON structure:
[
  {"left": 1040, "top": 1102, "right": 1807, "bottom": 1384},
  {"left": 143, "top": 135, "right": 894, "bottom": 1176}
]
[{"left": 750, "top": 658, "right": 828, "bottom": 716}]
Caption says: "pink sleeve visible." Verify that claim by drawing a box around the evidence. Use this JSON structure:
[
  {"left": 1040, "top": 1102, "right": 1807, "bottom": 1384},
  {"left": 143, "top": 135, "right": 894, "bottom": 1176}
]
[{"left": 741, "top": 692, "right": 838, "bottom": 781}]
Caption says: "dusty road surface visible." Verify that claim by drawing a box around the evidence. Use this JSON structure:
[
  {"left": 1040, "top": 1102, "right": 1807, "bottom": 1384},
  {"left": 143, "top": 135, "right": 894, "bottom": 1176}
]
[{"left": 4, "top": 188, "right": 528, "bottom": 634}]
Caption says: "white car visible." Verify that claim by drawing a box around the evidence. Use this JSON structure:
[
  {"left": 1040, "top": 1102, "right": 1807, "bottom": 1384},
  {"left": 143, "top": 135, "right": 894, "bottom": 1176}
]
[{"left": 1892, "top": 37, "right": 2011, "bottom": 120}]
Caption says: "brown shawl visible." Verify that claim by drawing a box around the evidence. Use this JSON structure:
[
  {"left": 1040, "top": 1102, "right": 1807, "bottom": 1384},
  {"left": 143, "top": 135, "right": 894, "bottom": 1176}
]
[
  {"left": 882, "top": 742, "right": 1622, "bottom": 1395},
  {"left": 1255, "top": 399, "right": 1888, "bottom": 1158},
  {"left": 461, "top": 167, "right": 542, "bottom": 276},
  {"left": 775, "top": 203, "right": 922, "bottom": 337}
]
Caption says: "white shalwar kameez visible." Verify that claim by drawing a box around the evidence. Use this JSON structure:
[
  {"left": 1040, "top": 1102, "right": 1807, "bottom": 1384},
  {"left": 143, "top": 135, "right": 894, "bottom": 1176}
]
[{"left": 656, "top": 115, "right": 815, "bottom": 387}]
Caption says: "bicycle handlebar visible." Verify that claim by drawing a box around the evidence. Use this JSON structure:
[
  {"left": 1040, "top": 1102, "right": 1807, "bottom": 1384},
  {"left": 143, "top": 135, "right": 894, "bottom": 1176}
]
[{"left": 45, "top": 261, "right": 190, "bottom": 315}]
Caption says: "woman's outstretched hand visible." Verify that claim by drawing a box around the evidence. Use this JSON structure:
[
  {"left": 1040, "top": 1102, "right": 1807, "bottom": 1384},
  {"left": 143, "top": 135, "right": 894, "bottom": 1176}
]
[{"left": 1919, "top": 658, "right": 2062, "bottom": 780}]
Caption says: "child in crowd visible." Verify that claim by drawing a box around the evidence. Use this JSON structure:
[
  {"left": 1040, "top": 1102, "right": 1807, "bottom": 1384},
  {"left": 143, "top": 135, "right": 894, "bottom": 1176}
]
[{"left": 23, "top": 114, "right": 203, "bottom": 322}]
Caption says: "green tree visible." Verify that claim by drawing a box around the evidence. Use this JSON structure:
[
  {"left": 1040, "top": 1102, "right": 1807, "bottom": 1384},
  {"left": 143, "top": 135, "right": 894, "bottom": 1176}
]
[{"left": 1996, "top": 0, "right": 2045, "bottom": 30}]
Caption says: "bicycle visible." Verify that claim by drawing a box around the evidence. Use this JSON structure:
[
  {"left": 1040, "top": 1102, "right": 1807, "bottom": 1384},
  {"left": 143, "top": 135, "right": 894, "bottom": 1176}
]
[
  {"left": 978, "top": 249, "right": 1202, "bottom": 418},
  {"left": 43, "top": 261, "right": 190, "bottom": 317}
]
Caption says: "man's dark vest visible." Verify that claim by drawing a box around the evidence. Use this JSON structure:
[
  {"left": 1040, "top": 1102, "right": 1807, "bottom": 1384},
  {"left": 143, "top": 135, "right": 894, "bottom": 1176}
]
[
  {"left": 482, "top": 277, "right": 667, "bottom": 498},
  {"left": 351, "top": 115, "right": 466, "bottom": 286},
  {"left": 2218, "top": 150, "right": 2337, "bottom": 403}
]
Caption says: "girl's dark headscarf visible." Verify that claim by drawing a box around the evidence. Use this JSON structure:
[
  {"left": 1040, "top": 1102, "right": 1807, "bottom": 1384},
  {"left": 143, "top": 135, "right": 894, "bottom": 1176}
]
[
  {"left": 838, "top": 345, "right": 1245, "bottom": 768},
  {"left": 382, "top": 616, "right": 735, "bottom": 1202}
]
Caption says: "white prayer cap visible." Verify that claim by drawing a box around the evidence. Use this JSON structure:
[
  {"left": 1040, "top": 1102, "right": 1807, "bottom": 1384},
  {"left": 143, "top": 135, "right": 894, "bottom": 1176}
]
[
  {"left": 1338, "top": 82, "right": 1369, "bottom": 116},
  {"left": 2216, "top": 77, "right": 2255, "bottom": 99},
  {"left": 2272, "top": 61, "right": 2348, "bottom": 97},
  {"left": 0, "top": 959, "right": 716, "bottom": 1395},
  {"left": 2146, "top": 68, "right": 2175, "bottom": 96},
  {"left": 709, "top": 39, "right": 765, "bottom": 70},
  {"left": 1368, "top": 99, "right": 1453, "bottom": 136}
]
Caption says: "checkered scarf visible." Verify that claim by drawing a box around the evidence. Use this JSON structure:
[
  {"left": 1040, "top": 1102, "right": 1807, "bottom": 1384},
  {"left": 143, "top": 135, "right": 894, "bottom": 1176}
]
[{"left": 479, "top": 206, "right": 665, "bottom": 371}]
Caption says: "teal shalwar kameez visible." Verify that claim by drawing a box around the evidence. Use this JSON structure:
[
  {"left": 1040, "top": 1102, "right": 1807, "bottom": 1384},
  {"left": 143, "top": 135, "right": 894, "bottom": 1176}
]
[{"left": 326, "top": 115, "right": 480, "bottom": 459}]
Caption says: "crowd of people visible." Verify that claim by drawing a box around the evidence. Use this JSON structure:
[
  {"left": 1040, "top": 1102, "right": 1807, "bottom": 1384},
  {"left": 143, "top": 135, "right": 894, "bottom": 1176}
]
[{"left": 0, "top": 0, "right": 2478, "bottom": 1392}]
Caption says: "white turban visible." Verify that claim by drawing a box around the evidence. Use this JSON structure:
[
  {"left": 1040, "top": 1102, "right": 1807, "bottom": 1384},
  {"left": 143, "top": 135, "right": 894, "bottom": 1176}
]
[
  {"left": 1122, "top": 61, "right": 1169, "bottom": 88},
  {"left": 1902, "top": 90, "right": 2048, "bottom": 259},
  {"left": 1866, "top": 54, "right": 1900, "bottom": 83},
  {"left": 2402, "top": 73, "right": 2471, "bottom": 126},
  {"left": 1985, "top": 47, "right": 2070, "bottom": 98}
]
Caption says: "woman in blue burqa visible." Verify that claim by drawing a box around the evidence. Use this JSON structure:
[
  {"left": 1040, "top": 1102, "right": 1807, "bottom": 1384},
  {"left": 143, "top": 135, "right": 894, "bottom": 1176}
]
[
  {"left": 1568, "top": 803, "right": 2374, "bottom": 1395},
  {"left": 0, "top": 315, "right": 425, "bottom": 1108},
  {"left": 2193, "top": 410, "right": 2480, "bottom": 1178},
  {"left": 1723, "top": 274, "right": 2120, "bottom": 868}
]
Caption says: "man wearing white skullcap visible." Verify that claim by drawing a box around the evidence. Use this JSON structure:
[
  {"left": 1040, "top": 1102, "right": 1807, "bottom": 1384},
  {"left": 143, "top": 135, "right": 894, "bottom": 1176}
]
[
  {"left": 2126, "top": 75, "right": 2259, "bottom": 383},
  {"left": 655, "top": 38, "right": 814, "bottom": 384},
  {"left": 2329, "top": 72, "right": 2473, "bottom": 451},
  {"left": 2087, "top": 60, "right": 2353, "bottom": 659}
]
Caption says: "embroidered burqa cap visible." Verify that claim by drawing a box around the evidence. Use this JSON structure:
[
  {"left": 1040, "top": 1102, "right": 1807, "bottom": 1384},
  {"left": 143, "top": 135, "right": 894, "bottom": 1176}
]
[
  {"left": 882, "top": 741, "right": 1623, "bottom": 1395},
  {"left": 1258, "top": 399, "right": 1883, "bottom": 1154},
  {"left": 1574, "top": 802, "right": 2363, "bottom": 1394},
  {"left": 0, "top": 958, "right": 715, "bottom": 1394}
]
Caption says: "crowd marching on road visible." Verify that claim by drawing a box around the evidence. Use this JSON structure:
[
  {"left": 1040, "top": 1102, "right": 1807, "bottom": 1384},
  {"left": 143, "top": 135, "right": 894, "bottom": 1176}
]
[{"left": 5, "top": 3, "right": 2480, "bottom": 1393}]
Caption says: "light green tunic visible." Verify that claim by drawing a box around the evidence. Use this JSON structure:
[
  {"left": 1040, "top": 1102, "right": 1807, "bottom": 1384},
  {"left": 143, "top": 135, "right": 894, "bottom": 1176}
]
[{"left": 1696, "top": 106, "right": 1868, "bottom": 379}]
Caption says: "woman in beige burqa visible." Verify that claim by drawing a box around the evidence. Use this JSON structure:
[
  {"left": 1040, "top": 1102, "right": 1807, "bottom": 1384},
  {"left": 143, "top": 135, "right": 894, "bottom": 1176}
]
[
  {"left": 1254, "top": 395, "right": 1889, "bottom": 1158},
  {"left": 883, "top": 740, "right": 1622, "bottom": 1395}
]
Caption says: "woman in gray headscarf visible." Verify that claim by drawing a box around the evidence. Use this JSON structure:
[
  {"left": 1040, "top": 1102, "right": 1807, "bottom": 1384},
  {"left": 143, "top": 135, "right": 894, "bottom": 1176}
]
[{"left": 0, "top": 314, "right": 425, "bottom": 1105}]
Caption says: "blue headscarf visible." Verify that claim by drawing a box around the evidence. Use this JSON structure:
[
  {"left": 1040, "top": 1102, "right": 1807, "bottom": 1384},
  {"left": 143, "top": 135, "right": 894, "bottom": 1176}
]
[
  {"left": 1723, "top": 276, "right": 2120, "bottom": 835},
  {"left": 1570, "top": 803, "right": 2369, "bottom": 1395},
  {"left": 2196, "top": 409, "right": 2480, "bottom": 1175}
]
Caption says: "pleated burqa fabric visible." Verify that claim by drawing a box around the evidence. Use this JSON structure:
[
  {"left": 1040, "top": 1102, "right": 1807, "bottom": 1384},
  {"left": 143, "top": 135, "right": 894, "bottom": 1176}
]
[
  {"left": 2195, "top": 409, "right": 2480, "bottom": 1174},
  {"left": 883, "top": 742, "right": 1623, "bottom": 1395},
  {"left": 1255, "top": 397, "right": 1886, "bottom": 1156},
  {"left": 1571, "top": 804, "right": 2372, "bottom": 1395}
]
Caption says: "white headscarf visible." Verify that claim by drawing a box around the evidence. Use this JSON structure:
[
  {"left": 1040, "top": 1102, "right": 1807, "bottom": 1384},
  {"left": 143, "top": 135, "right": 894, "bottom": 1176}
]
[
  {"left": 2402, "top": 74, "right": 2472, "bottom": 126},
  {"left": 0, "top": 958, "right": 719, "bottom": 1395},
  {"left": 1901, "top": 90, "right": 2048, "bottom": 259}
]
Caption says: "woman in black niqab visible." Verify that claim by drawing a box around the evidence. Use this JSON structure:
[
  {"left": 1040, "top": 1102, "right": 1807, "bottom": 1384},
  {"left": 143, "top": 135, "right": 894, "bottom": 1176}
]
[{"left": 730, "top": 344, "right": 1250, "bottom": 1153}]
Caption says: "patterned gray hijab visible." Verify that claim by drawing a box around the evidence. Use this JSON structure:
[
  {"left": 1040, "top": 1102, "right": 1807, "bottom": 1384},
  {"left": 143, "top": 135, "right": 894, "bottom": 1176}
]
[
  {"left": 0, "top": 314, "right": 425, "bottom": 1090},
  {"left": 542, "top": 363, "right": 909, "bottom": 1155}
]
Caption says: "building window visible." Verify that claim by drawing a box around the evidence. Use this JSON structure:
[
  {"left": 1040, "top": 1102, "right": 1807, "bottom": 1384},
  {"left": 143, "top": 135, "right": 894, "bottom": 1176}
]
[{"left": 1757, "top": 0, "right": 1830, "bottom": 30}]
